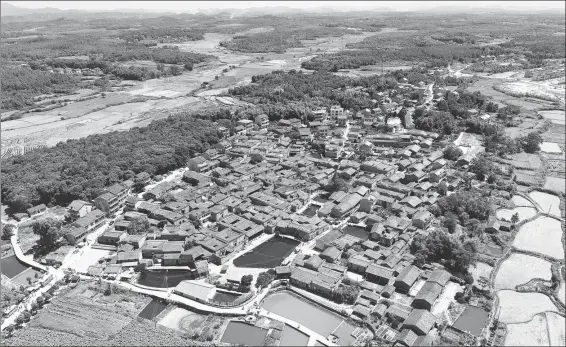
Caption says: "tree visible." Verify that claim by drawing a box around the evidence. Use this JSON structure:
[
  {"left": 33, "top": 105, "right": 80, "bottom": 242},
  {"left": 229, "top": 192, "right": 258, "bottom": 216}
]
[
  {"left": 126, "top": 217, "right": 150, "bottom": 235},
  {"left": 4, "top": 325, "right": 14, "bottom": 336},
  {"left": 22, "top": 311, "right": 31, "bottom": 321},
  {"left": 241, "top": 274, "right": 253, "bottom": 287},
  {"left": 334, "top": 284, "right": 360, "bottom": 304},
  {"left": 31, "top": 218, "right": 62, "bottom": 251},
  {"left": 2, "top": 224, "right": 15, "bottom": 239},
  {"left": 26, "top": 277, "right": 32, "bottom": 285},
  {"left": 520, "top": 132, "right": 542, "bottom": 153},
  {"left": 444, "top": 145, "right": 463, "bottom": 161},
  {"left": 184, "top": 62, "right": 193, "bottom": 71},
  {"left": 30, "top": 301, "right": 39, "bottom": 312},
  {"left": 135, "top": 262, "right": 147, "bottom": 273},
  {"left": 255, "top": 269, "right": 276, "bottom": 289},
  {"left": 469, "top": 155, "right": 497, "bottom": 181},
  {"left": 250, "top": 153, "right": 264, "bottom": 164},
  {"left": 15, "top": 315, "right": 25, "bottom": 325},
  {"left": 443, "top": 215, "right": 459, "bottom": 234},
  {"left": 511, "top": 213, "right": 519, "bottom": 225}
]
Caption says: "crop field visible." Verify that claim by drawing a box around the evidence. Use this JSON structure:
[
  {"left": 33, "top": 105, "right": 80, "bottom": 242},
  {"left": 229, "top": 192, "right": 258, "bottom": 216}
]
[
  {"left": 513, "top": 217, "right": 564, "bottom": 260},
  {"left": 511, "top": 195, "right": 534, "bottom": 207},
  {"left": 504, "top": 313, "right": 549, "bottom": 346},
  {"left": 539, "top": 110, "right": 566, "bottom": 126},
  {"left": 496, "top": 206, "right": 537, "bottom": 223},
  {"left": 540, "top": 142, "right": 563, "bottom": 153},
  {"left": 494, "top": 81, "right": 561, "bottom": 102},
  {"left": 546, "top": 312, "right": 566, "bottom": 346},
  {"left": 6, "top": 282, "right": 157, "bottom": 345},
  {"left": 497, "top": 290, "right": 559, "bottom": 324},
  {"left": 467, "top": 77, "right": 556, "bottom": 111},
  {"left": 529, "top": 191, "right": 562, "bottom": 217},
  {"left": 538, "top": 190, "right": 564, "bottom": 213},
  {"left": 494, "top": 253, "right": 552, "bottom": 290}
]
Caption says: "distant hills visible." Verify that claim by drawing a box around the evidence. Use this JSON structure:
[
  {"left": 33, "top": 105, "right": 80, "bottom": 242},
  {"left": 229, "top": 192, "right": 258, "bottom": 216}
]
[{"left": 1, "top": 2, "right": 563, "bottom": 20}]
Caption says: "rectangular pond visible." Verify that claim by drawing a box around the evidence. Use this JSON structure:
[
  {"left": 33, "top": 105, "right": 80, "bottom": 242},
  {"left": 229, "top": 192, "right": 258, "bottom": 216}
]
[
  {"left": 262, "top": 291, "right": 357, "bottom": 345},
  {"left": 137, "top": 269, "right": 193, "bottom": 288},
  {"left": 452, "top": 306, "right": 490, "bottom": 337},
  {"left": 0, "top": 255, "right": 31, "bottom": 279},
  {"left": 221, "top": 321, "right": 268, "bottom": 346},
  {"left": 280, "top": 324, "right": 310, "bottom": 346},
  {"left": 343, "top": 225, "right": 369, "bottom": 241},
  {"left": 138, "top": 298, "right": 168, "bottom": 320},
  {"left": 233, "top": 236, "right": 300, "bottom": 268}
]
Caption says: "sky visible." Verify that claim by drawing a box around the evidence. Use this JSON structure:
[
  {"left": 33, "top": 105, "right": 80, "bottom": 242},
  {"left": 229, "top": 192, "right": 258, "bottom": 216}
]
[{"left": 5, "top": 1, "right": 565, "bottom": 13}]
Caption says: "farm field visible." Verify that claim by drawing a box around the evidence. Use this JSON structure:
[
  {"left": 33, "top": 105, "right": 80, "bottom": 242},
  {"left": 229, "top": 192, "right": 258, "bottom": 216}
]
[
  {"left": 558, "top": 283, "right": 565, "bottom": 306},
  {"left": 496, "top": 206, "right": 537, "bottom": 223},
  {"left": 494, "top": 81, "right": 561, "bottom": 103},
  {"left": 544, "top": 177, "right": 566, "bottom": 195},
  {"left": 467, "top": 77, "right": 556, "bottom": 111},
  {"left": 493, "top": 253, "right": 552, "bottom": 290},
  {"left": 540, "top": 142, "right": 563, "bottom": 153},
  {"left": 511, "top": 195, "right": 535, "bottom": 207},
  {"left": 497, "top": 290, "right": 559, "bottom": 324},
  {"left": 529, "top": 191, "right": 562, "bottom": 217},
  {"left": 6, "top": 281, "right": 159, "bottom": 345},
  {"left": 513, "top": 217, "right": 564, "bottom": 260},
  {"left": 504, "top": 313, "right": 549, "bottom": 346},
  {"left": 545, "top": 312, "right": 566, "bottom": 346},
  {"left": 539, "top": 110, "right": 566, "bottom": 125}
]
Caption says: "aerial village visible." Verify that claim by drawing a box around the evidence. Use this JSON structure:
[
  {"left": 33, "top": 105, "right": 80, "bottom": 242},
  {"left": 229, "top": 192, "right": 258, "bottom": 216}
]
[{"left": 2, "top": 75, "right": 560, "bottom": 347}]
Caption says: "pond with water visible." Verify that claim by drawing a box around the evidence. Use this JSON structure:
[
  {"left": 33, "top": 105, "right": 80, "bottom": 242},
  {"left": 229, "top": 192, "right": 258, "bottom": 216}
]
[
  {"left": 452, "top": 306, "right": 489, "bottom": 337},
  {"left": 233, "top": 236, "right": 300, "bottom": 268},
  {"left": 280, "top": 324, "right": 310, "bottom": 346},
  {"left": 0, "top": 255, "right": 31, "bottom": 279},
  {"left": 138, "top": 298, "right": 168, "bottom": 320},
  {"left": 262, "top": 291, "right": 357, "bottom": 345},
  {"left": 137, "top": 269, "right": 193, "bottom": 288},
  {"left": 220, "top": 321, "right": 268, "bottom": 346}
]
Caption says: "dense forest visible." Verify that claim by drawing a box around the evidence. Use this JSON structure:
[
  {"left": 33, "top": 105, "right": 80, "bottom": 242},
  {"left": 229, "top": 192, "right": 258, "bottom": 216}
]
[
  {"left": 301, "top": 13, "right": 565, "bottom": 71},
  {"left": 220, "top": 26, "right": 359, "bottom": 53},
  {"left": 1, "top": 66, "right": 83, "bottom": 110},
  {"left": 228, "top": 70, "right": 400, "bottom": 119},
  {"left": 1, "top": 115, "right": 225, "bottom": 212}
]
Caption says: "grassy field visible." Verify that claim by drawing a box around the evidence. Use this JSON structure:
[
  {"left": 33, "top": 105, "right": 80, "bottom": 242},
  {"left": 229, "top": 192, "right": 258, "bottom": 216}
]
[
  {"left": 513, "top": 217, "right": 564, "bottom": 260},
  {"left": 497, "top": 290, "right": 559, "bottom": 324},
  {"left": 494, "top": 253, "right": 552, "bottom": 290}
]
